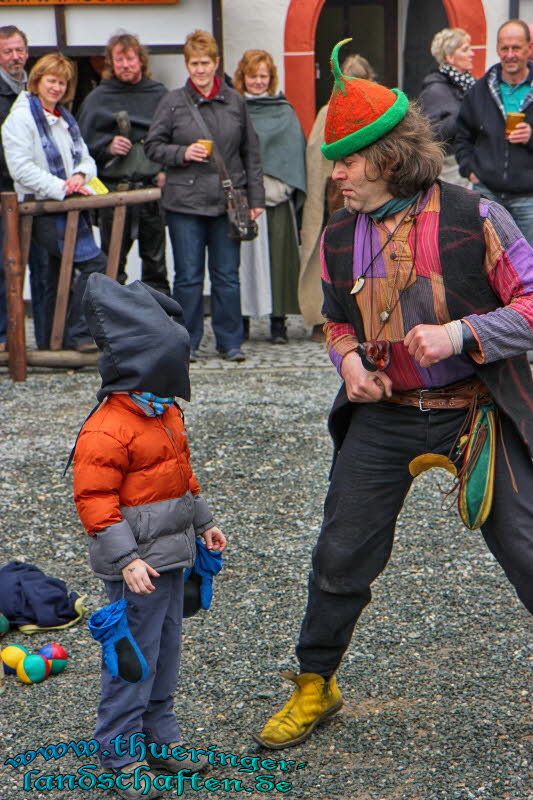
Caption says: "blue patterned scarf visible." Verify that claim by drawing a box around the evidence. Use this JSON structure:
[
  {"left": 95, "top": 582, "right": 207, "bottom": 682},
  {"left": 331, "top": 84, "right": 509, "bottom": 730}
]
[
  {"left": 130, "top": 391, "right": 174, "bottom": 416},
  {"left": 28, "top": 93, "right": 100, "bottom": 262}
]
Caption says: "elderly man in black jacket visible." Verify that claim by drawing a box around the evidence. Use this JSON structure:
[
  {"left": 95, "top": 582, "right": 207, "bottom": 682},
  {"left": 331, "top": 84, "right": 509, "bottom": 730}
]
[
  {"left": 455, "top": 19, "right": 533, "bottom": 245},
  {"left": 78, "top": 33, "right": 170, "bottom": 294},
  {"left": 0, "top": 24, "right": 47, "bottom": 350}
]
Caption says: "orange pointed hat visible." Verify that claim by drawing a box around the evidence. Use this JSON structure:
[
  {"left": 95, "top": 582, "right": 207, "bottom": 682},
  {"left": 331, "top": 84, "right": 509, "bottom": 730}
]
[{"left": 321, "top": 39, "right": 409, "bottom": 161}]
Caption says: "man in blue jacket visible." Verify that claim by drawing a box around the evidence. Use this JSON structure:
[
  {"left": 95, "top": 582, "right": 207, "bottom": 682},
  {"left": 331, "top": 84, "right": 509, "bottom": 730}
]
[{"left": 455, "top": 19, "right": 533, "bottom": 244}]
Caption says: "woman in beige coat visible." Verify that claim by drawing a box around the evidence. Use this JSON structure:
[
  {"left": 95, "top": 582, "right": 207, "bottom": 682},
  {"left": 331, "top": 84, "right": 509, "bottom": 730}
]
[{"left": 298, "top": 54, "right": 376, "bottom": 339}]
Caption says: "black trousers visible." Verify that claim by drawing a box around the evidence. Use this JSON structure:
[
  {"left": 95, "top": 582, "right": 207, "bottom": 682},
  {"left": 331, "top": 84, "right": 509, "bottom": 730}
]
[
  {"left": 296, "top": 402, "right": 533, "bottom": 678},
  {"left": 99, "top": 195, "right": 170, "bottom": 295}
]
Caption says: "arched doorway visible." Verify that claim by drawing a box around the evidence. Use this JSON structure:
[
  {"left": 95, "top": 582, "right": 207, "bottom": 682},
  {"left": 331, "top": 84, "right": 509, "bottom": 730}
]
[
  {"left": 314, "top": 0, "right": 398, "bottom": 110},
  {"left": 284, "top": 0, "right": 486, "bottom": 135}
]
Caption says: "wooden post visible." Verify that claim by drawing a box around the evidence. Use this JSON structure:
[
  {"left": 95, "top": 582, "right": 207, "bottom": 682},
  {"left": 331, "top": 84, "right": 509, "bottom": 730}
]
[
  {"left": 1, "top": 192, "right": 26, "bottom": 381},
  {"left": 106, "top": 183, "right": 129, "bottom": 280},
  {"left": 49, "top": 209, "right": 79, "bottom": 351},
  {"left": 19, "top": 212, "right": 33, "bottom": 270}
]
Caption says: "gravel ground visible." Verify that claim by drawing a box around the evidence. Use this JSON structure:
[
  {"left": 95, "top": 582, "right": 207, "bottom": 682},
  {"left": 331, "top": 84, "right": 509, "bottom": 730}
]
[{"left": 0, "top": 317, "right": 531, "bottom": 800}]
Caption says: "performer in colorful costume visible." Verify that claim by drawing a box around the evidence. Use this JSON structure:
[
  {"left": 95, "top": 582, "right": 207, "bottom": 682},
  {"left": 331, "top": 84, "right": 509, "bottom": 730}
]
[{"left": 254, "top": 40, "right": 533, "bottom": 750}]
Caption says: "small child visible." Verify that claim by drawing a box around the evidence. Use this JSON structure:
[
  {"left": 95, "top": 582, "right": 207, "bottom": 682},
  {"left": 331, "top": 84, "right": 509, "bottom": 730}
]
[{"left": 73, "top": 274, "right": 225, "bottom": 800}]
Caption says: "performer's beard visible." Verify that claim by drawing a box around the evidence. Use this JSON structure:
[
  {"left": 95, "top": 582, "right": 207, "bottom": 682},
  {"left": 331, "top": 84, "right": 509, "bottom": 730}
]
[{"left": 344, "top": 197, "right": 357, "bottom": 214}]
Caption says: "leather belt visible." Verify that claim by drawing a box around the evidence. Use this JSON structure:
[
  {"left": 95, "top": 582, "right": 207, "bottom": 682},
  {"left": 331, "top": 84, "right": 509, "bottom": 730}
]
[{"left": 389, "top": 379, "right": 490, "bottom": 412}]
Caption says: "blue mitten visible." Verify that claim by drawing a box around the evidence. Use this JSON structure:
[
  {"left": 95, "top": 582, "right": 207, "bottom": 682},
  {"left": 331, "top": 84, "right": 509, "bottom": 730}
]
[
  {"left": 184, "top": 539, "right": 223, "bottom": 611},
  {"left": 88, "top": 598, "right": 148, "bottom": 683}
]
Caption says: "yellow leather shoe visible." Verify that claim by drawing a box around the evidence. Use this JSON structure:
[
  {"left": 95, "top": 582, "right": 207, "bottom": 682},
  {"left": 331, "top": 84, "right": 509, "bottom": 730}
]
[{"left": 252, "top": 670, "right": 343, "bottom": 749}]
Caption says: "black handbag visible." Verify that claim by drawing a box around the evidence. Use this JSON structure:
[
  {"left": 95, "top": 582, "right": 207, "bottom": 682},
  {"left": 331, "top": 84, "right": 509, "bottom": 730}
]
[{"left": 182, "top": 90, "right": 258, "bottom": 241}]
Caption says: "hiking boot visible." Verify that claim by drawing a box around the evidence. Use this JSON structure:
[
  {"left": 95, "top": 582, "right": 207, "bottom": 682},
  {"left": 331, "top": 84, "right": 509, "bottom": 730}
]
[
  {"left": 270, "top": 316, "right": 288, "bottom": 344},
  {"left": 110, "top": 761, "right": 161, "bottom": 800},
  {"left": 253, "top": 670, "right": 343, "bottom": 750},
  {"left": 146, "top": 742, "right": 209, "bottom": 774}
]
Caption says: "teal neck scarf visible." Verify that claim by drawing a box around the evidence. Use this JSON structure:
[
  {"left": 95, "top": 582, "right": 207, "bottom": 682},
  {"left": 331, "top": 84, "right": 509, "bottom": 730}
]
[{"left": 368, "top": 191, "right": 421, "bottom": 221}]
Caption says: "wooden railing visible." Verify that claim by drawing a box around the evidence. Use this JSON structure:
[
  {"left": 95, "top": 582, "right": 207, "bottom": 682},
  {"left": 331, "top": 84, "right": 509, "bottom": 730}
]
[{"left": 1, "top": 187, "right": 161, "bottom": 381}]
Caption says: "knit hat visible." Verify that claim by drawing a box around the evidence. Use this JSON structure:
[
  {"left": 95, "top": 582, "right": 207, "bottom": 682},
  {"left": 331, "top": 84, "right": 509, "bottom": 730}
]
[{"left": 321, "top": 39, "right": 409, "bottom": 161}]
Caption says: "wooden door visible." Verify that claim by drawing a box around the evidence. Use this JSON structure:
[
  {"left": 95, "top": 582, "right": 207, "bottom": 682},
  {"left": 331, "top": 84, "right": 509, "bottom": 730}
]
[{"left": 315, "top": 0, "right": 398, "bottom": 110}]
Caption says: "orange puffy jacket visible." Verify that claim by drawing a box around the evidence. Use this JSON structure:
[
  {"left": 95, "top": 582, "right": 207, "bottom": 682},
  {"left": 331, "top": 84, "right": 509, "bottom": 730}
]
[{"left": 73, "top": 394, "right": 213, "bottom": 580}]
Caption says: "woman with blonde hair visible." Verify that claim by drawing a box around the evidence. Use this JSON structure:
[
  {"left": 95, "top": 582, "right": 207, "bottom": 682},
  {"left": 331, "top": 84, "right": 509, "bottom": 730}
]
[
  {"left": 234, "top": 48, "right": 306, "bottom": 344},
  {"left": 419, "top": 27, "right": 475, "bottom": 186},
  {"left": 2, "top": 52, "right": 105, "bottom": 350}
]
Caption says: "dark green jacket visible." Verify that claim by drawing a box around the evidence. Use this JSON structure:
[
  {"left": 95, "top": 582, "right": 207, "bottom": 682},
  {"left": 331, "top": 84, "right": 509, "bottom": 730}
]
[{"left": 144, "top": 82, "right": 265, "bottom": 216}]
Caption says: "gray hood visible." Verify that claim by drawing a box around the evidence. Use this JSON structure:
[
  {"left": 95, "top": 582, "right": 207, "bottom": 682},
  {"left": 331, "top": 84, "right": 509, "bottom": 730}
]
[{"left": 82, "top": 274, "right": 191, "bottom": 401}]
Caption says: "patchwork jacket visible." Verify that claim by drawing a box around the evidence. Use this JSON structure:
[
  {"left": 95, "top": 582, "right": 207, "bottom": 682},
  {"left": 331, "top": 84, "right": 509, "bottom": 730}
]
[{"left": 322, "top": 182, "right": 533, "bottom": 458}]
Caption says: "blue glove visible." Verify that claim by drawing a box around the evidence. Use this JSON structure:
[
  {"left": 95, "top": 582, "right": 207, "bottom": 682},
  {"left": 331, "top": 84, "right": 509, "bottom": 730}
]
[
  {"left": 88, "top": 598, "right": 148, "bottom": 683},
  {"left": 184, "top": 539, "right": 223, "bottom": 611}
]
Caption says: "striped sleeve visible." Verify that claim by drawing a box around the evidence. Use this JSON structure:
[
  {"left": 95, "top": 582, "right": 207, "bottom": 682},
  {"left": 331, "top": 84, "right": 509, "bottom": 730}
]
[
  {"left": 463, "top": 199, "right": 533, "bottom": 364},
  {"left": 321, "top": 230, "right": 360, "bottom": 373}
]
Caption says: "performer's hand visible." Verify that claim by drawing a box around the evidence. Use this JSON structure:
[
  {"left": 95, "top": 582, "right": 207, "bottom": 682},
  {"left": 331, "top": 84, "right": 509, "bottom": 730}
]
[
  {"left": 109, "top": 136, "right": 132, "bottom": 156},
  {"left": 404, "top": 324, "right": 454, "bottom": 368},
  {"left": 121, "top": 558, "right": 160, "bottom": 594},
  {"left": 507, "top": 122, "right": 532, "bottom": 144},
  {"left": 341, "top": 350, "right": 393, "bottom": 402},
  {"left": 202, "top": 525, "right": 226, "bottom": 552},
  {"left": 249, "top": 207, "right": 264, "bottom": 220},
  {"left": 469, "top": 172, "right": 479, "bottom": 183},
  {"left": 156, "top": 171, "right": 166, "bottom": 188}
]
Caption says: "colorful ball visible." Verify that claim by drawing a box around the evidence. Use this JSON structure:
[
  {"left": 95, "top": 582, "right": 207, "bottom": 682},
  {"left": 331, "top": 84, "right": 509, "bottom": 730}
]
[
  {"left": 0, "top": 612, "right": 9, "bottom": 636},
  {"left": 16, "top": 654, "right": 50, "bottom": 684},
  {"left": 1, "top": 644, "right": 29, "bottom": 675},
  {"left": 38, "top": 642, "right": 68, "bottom": 675}
]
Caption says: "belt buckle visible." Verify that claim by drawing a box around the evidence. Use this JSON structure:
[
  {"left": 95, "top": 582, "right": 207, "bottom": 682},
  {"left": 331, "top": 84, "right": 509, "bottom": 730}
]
[{"left": 418, "top": 389, "right": 431, "bottom": 412}]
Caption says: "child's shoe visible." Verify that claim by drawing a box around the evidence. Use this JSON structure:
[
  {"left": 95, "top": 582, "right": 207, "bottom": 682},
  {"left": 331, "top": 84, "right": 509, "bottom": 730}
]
[
  {"left": 146, "top": 741, "right": 209, "bottom": 774},
  {"left": 110, "top": 760, "right": 161, "bottom": 800}
]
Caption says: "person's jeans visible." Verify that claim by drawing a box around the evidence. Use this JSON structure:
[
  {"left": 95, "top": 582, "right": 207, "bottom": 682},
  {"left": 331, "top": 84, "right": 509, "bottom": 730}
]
[
  {"left": 473, "top": 182, "right": 533, "bottom": 246},
  {"left": 32, "top": 214, "right": 106, "bottom": 348},
  {"left": 166, "top": 211, "right": 242, "bottom": 353},
  {"left": 43, "top": 251, "right": 106, "bottom": 348},
  {"left": 0, "top": 223, "right": 48, "bottom": 348},
  {"left": 96, "top": 572, "right": 184, "bottom": 769}
]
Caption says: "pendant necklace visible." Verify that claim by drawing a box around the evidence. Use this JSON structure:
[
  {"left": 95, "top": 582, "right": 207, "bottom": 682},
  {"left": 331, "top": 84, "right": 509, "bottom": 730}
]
[
  {"left": 350, "top": 202, "right": 417, "bottom": 296},
  {"left": 379, "top": 230, "right": 411, "bottom": 322},
  {"left": 374, "top": 215, "right": 419, "bottom": 339}
]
